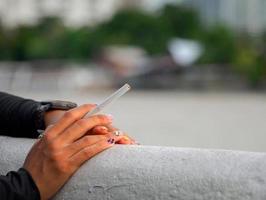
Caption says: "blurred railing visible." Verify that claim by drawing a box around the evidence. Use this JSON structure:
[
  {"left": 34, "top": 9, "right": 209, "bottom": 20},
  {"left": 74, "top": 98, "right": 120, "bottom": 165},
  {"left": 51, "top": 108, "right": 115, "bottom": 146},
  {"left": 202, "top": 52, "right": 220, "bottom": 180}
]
[
  {"left": 1, "top": 61, "right": 265, "bottom": 92},
  {"left": 0, "top": 62, "right": 113, "bottom": 92}
]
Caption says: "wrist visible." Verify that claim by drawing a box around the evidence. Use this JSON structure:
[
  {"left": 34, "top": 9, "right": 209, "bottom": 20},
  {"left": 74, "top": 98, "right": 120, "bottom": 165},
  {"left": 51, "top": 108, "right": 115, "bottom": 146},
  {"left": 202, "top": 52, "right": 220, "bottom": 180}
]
[
  {"left": 35, "top": 100, "right": 77, "bottom": 131},
  {"left": 44, "top": 110, "right": 66, "bottom": 127}
]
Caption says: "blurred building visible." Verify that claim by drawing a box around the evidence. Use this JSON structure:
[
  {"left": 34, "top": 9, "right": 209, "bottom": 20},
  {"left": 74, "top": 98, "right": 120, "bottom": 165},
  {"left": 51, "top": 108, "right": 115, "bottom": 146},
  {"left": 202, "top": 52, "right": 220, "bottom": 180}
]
[
  {"left": 0, "top": 0, "right": 140, "bottom": 27},
  {"left": 184, "top": 0, "right": 266, "bottom": 34},
  {"left": 1, "top": 0, "right": 266, "bottom": 34}
]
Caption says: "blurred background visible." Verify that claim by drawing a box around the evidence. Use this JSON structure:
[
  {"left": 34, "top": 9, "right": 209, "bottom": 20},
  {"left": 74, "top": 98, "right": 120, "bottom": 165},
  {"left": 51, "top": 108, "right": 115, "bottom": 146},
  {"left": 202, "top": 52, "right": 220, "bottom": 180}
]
[{"left": 0, "top": 0, "right": 266, "bottom": 152}]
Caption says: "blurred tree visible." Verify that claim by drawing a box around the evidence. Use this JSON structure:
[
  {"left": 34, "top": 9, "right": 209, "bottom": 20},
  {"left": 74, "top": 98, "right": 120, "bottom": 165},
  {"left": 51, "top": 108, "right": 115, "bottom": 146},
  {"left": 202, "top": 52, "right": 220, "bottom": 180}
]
[
  {"left": 159, "top": 4, "right": 203, "bottom": 39},
  {"left": 199, "top": 25, "right": 237, "bottom": 64},
  {"left": 0, "top": 3, "right": 265, "bottom": 88},
  {"left": 25, "top": 17, "right": 66, "bottom": 60},
  {"left": 232, "top": 38, "right": 263, "bottom": 87},
  {"left": 11, "top": 26, "right": 37, "bottom": 60},
  {"left": 91, "top": 9, "right": 172, "bottom": 55},
  {"left": 62, "top": 27, "right": 100, "bottom": 60},
  {"left": 0, "top": 24, "right": 11, "bottom": 60}
]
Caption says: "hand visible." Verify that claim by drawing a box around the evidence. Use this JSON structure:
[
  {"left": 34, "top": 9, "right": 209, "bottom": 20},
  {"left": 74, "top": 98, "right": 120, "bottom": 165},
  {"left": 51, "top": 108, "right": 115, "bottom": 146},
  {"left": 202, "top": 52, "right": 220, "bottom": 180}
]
[
  {"left": 92, "top": 125, "right": 137, "bottom": 145},
  {"left": 43, "top": 105, "right": 137, "bottom": 145},
  {"left": 23, "top": 104, "right": 123, "bottom": 200},
  {"left": 44, "top": 110, "right": 67, "bottom": 127}
]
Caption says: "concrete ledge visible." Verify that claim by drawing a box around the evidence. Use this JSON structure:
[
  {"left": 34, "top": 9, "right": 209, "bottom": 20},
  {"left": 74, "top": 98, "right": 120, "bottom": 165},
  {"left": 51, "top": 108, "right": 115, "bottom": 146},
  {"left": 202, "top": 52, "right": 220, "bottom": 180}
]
[{"left": 0, "top": 136, "right": 266, "bottom": 200}]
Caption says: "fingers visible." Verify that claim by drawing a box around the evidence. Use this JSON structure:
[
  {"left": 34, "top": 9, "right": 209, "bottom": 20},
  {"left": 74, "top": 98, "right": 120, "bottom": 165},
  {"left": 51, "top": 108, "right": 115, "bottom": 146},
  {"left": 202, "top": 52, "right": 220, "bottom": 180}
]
[
  {"left": 103, "top": 124, "right": 117, "bottom": 132},
  {"left": 69, "top": 139, "right": 114, "bottom": 168},
  {"left": 103, "top": 125, "right": 137, "bottom": 144},
  {"left": 64, "top": 135, "right": 107, "bottom": 157},
  {"left": 91, "top": 126, "right": 109, "bottom": 135},
  {"left": 91, "top": 125, "right": 137, "bottom": 145},
  {"left": 116, "top": 135, "right": 133, "bottom": 144},
  {"left": 44, "top": 104, "right": 97, "bottom": 140},
  {"left": 63, "top": 133, "right": 124, "bottom": 157},
  {"left": 55, "top": 114, "right": 113, "bottom": 145}
]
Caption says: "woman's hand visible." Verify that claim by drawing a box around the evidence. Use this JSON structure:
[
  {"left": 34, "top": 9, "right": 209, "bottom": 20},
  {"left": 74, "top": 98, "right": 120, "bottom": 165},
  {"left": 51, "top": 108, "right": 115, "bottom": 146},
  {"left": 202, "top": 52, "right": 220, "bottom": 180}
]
[
  {"left": 23, "top": 104, "right": 124, "bottom": 200},
  {"left": 44, "top": 109, "right": 66, "bottom": 127},
  {"left": 44, "top": 106, "right": 137, "bottom": 145},
  {"left": 92, "top": 125, "right": 137, "bottom": 144}
]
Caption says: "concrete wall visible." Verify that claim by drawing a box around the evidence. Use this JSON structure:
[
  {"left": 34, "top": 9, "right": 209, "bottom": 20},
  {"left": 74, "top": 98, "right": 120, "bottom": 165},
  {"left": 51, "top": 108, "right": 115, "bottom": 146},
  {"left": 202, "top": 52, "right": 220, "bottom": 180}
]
[{"left": 0, "top": 136, "right": 266, "bottom": 200}]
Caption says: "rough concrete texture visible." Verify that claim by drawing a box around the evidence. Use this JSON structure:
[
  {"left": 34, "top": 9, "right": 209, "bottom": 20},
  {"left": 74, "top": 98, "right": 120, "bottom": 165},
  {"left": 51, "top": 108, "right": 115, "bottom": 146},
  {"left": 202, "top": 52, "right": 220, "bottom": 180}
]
[{"left": 0, "top": 136, "right": 266, "bottom": 200}]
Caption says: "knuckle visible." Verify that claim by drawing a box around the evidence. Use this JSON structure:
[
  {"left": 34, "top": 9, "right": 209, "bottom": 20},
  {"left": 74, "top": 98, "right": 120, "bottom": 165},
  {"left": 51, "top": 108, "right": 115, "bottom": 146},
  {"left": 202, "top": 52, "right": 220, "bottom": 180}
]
[
  {"left": 84, "top": 147, "right": 94, "bottom": 158},
  {"left": 43, "top": 132, "right": 53, "bottom": 143},
  {"left": 49, "top": 152, "right": 60, "bottom": 161},
  {"left": 76, "top": 119, "right": 89, "bottom": 129},
  {"left": 93, "top": 115, "right": 106, "bottom": 124},
  {"left": 47, "top": 141, "right": 59, "bottom": 152},
  {"left": 95, "top": 135, "right": 107, "bottom": 141},
  {"left": 60, "top": 165, "right": 70, "bottom": 174},
  {"left": 101, "top": 135, "right": 109, "bottom": 140},
  {"left": 46, "top": 125, "right": 54, "bottom": 131},
  {"left": 47, "top": 153, "right": 62, "bottom": 169},
  {"left": 106, "top": 133, "right": 113, "bottom": 138},
  {"left": 64, "top": 111, "right": 76, "bottom": 120},
  {"left": 83, "top": 104, "right": 94, "bottom": 110},
  {"left": 99, "top": 115, "right": 108, "bottom": 121},
  {"left": 48, "top": 153, "right": 70, "bottom": 174},
  {"left": 55, "top": 162, "right": 69, "bottom": 174},
  {"left": 83, "top": 136, "right": 91, "bottom": 143}
]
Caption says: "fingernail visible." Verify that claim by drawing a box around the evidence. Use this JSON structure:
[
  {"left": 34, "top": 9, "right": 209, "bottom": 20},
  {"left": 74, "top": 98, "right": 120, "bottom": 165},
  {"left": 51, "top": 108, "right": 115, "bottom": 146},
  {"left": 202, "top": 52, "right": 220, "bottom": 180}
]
[
  {"left": 106, "top": 114, "right": 113, "bottom": 121},
  {"left": 124, "top": 136, "right": 130, "bottom": 141},
  {"left": 107, "top": 138, "right": 115, "bottom": 144},
  {"left": 99, "top": 126, "right": 108, "bottom": 131}
]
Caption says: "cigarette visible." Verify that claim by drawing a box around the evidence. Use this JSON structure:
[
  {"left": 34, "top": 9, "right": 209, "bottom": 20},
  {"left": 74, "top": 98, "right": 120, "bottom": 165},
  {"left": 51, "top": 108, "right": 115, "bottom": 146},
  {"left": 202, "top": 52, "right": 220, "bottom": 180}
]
[{"left": 84, "top": 83, "right": 131, "bottom": 118}]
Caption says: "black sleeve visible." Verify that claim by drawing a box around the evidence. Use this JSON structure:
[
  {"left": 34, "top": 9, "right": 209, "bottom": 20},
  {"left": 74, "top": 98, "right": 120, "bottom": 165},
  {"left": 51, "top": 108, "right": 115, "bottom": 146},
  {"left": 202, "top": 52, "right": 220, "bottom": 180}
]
[
  {"left": 0, "top": 92, "right": 44, "bottom": 138},
  {"left": 0, "top": 168, "right": 40, "bottom": 200}
]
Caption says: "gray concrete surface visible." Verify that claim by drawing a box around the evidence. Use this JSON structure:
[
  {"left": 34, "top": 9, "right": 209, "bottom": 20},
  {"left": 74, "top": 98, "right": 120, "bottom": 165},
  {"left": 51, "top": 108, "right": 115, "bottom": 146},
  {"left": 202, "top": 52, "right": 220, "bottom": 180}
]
[{"left": 0, "top": 136, "right": 266, "bottom": 200}]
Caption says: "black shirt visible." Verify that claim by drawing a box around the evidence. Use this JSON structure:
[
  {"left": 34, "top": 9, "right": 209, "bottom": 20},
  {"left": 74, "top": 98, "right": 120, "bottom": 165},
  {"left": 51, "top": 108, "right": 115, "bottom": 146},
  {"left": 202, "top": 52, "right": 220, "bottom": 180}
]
[{"left": 0, "top": 92, "right": 41, "bottom": 200}]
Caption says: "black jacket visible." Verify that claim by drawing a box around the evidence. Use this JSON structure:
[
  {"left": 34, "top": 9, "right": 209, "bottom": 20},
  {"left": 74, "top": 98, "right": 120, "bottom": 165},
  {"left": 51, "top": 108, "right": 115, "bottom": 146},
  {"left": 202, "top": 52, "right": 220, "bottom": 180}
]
[{"left": 0, "top": 92, "right": 41, "bottom": 200}]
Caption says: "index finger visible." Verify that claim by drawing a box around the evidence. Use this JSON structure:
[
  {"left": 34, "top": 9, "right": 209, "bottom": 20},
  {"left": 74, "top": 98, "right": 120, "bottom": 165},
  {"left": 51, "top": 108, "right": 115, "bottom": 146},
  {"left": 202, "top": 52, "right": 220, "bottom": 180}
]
[{"left": 44, "top": 104, "right": 96, "bottom": 140}]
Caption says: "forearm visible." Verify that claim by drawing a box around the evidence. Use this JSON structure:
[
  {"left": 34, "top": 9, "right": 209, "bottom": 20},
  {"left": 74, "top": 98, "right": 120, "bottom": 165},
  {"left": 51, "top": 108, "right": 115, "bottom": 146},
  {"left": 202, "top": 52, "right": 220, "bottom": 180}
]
[
  {"left": 0, "top": 92, "right": 43, "bottom": 138},
  {"left": 0, "top": 168, "right": 40, "bottom": 200}
]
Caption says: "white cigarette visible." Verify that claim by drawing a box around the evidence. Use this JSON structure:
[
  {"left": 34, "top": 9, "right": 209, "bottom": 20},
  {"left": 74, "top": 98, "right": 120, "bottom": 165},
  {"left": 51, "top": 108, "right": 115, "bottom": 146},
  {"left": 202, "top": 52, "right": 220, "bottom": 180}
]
[{"left": 84, "top": 83, "right": 131, "bottom": 118}]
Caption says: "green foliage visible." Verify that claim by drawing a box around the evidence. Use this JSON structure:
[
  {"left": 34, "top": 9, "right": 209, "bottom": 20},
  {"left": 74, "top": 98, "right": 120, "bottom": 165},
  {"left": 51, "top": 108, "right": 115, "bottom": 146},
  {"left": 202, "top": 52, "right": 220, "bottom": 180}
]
[
  {"left": 233, "top": 35, "right": 266, "bottom": 87},
  {"left": 90, "top": 9, "right": 172, "bottom": 55},
  {"left": 94, "top": 6, "right": 202, "bottom": 54},
  {"left": 0, "top": 5, "right": 205, "bottom": 60},
  {"left": 159, "top": 4, "right": 202, "bottom": 38},
  {"left": 25, "top": 17, "right": 67, "bottom": 59},
  {"left": 199, "top": 25, "right": 237, "bottom": 64},
  {"left": 0, "top": 25, "right": 11, "bottom": 59}
]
